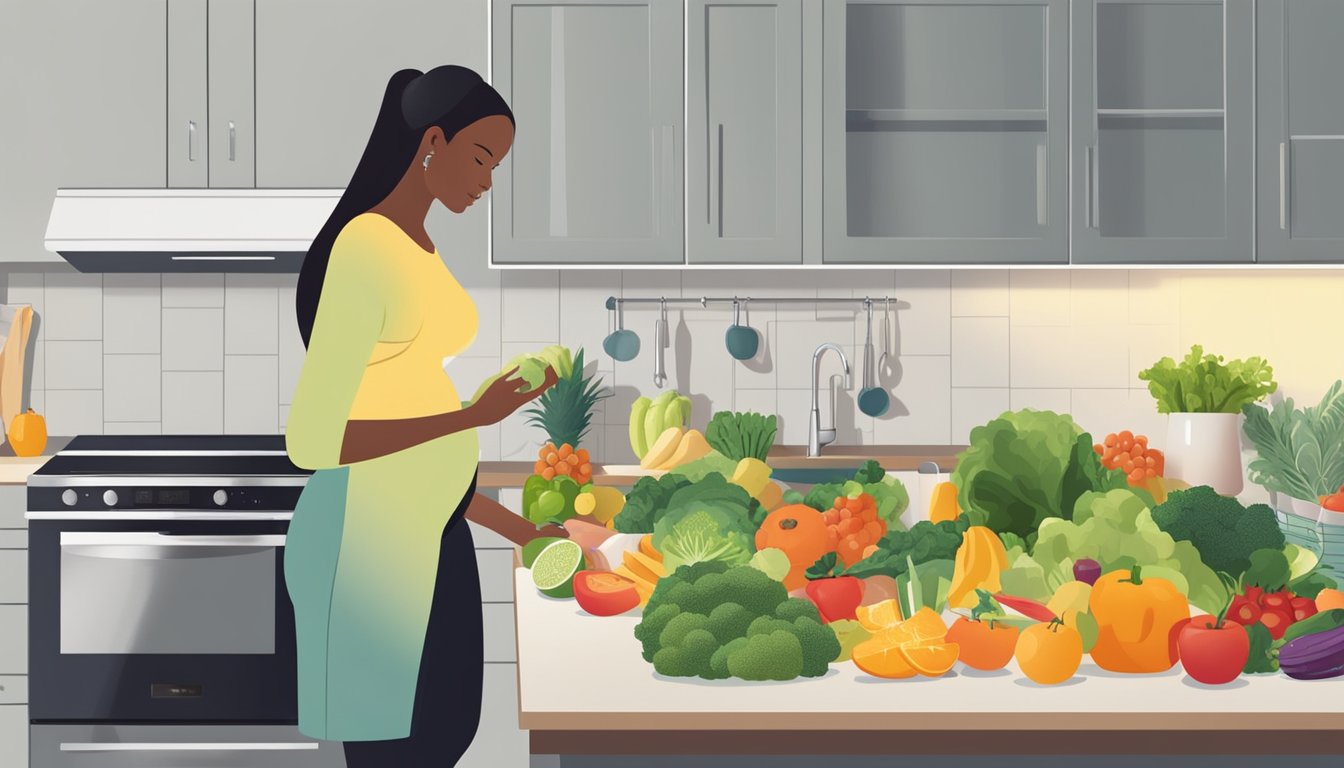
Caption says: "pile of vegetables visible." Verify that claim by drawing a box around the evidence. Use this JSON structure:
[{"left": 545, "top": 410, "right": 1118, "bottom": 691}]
[
  {"left": 801, "top": 460, "right": 910, "bottom": 529},
  {"left": 949, "top": 410, "right": 1132, "bottom": 540},
  {"left": 633, "top": 561, "right": 841, "bottom": 681},
  {"left": 1242, "top": 379, "right": 1344, "bottom": 503},
  {"left": 1137, "top": 344, "right": 1278, "bottom": 414}
]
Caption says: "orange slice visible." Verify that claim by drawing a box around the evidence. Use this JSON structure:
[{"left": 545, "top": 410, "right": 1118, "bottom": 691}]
[
  {"left": 856, "top": 599, "right": 904, "bottom": 632},
  {"left": 851, "top": 637, "right": 918, "bottom": 679},
  {"left": 901, "top": 607, "right": 949, "bottom": 645},
  {"left": 898, "top": 642, "right": 960, "bottom": 677}
]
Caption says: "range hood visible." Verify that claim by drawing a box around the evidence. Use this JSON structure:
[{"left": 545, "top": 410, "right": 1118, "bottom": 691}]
[{"left": 45, "top": 189, "right": 342, "bottom": 272}]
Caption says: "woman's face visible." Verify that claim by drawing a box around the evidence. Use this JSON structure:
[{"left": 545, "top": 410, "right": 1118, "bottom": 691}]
[{"left": 428, "top": 115, "right": 515, "bottom": 214}]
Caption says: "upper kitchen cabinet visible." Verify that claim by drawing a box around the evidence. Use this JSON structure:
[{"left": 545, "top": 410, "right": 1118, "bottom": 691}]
[
  {"left": 167, "top": 0, "right": 254, "bottom": 188},
  {"left": 1072, "top": 0, "right": 1254, "bottom": 264},
  {"left": 0, "top": 0, "right": 166, "bottom": 263},
  {"left": 490, "top": 0, "right": 684, "bottom": 265},
  {"left": 686, "top": 0, "right": 803, "bottom": 265},
  {"left": 1257, "top": 0, "right": 1344, "bottom": 263},
  {"left": 822, "top": 0, "right": 1069, "bottom": 265},
  {"left": 254, "top": 0, "right": 468, "bottom": 188}
]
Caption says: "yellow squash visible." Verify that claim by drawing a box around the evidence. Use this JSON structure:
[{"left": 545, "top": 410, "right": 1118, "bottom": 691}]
[
  {"left": 928, "top": 481, "right": 961, "bottom": 523},
  {"left": 947, "top": 526, "right": 1008, "bottom": 609}
]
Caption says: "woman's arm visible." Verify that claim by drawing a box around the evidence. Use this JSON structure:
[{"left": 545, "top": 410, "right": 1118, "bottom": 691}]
[{"left": 464, "top": 491, "right": 565, "bottom": 547}]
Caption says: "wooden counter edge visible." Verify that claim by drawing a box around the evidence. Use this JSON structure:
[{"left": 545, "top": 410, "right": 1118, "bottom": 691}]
[
  {"left": 518, "top": 711, "right": 1344, "bottom": 732},
  {"left": 527, "top": 728, "right": 1344, "bottom": 756}
]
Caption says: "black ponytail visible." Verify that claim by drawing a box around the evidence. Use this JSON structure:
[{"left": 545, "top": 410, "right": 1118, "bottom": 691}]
[{"left": 296, "top": 66, "right": 515, "bottom": 348}]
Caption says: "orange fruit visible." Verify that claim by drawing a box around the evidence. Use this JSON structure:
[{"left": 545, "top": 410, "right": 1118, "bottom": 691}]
[
  {"left": 898, "top": 642, "right": 960, "bottom": 677},
  {"left": 856, "top": 599, "right": 903, "bottom": 632},
  {"left": 947, "top": 617, "right": 1019, "bottom": 671},
  {"left": 902, "top": 607, "right": 949, "bottom": 644},
  {"left": 1316, "top": 589, "right": 1344, "bottom": 613},
  {"left": 1015, "top": 621, "right": 1083, "bottom": 685},
  {"left": 852, "top": 637, "right": 918, "bottom": 679}
]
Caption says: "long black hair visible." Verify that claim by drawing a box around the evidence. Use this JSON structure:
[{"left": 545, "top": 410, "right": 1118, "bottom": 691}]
[{"left": 296, "top": 65, "right": 515, "bottom": 348}]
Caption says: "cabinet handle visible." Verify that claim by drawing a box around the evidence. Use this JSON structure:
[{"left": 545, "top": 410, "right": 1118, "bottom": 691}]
[
  {"left": 657, "top": 125, "right": 674, "bottom": 237},
  {"left": 1085, "top": 145, "right": 1098, "bottom": 229},
  {"left": 715, "top": 123, "right": 724, "bottom": 236},
  {"left": 228, "top": 121, "right": 237, "bottom": 162},
  {"left": 61, "top": 742, "right": 319, "bottom": 753},
  {"left": 1279, "top": 141, "right": 1288, "bottom": 231},
  {"left": 187, "top": 121, "right": 196, "bottom": 162},
  {"left": 1035, "top": 143, "right": 1047, "bottom": 227}
]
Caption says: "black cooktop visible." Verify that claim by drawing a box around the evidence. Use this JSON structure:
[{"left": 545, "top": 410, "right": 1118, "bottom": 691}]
[{"left": 34, "top": 435, "right": 309, "bottom": 478}]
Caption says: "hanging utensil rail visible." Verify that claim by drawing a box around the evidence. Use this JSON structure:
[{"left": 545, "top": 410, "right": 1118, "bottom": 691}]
[{"left": 604, "top": 296, "right": 896, "bottom": 310}]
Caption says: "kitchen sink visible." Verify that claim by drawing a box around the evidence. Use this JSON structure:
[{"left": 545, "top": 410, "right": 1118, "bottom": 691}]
[
  {"left": 767, "top": 467, "right": 867, "bottom": 485},
  {"left": 763, "top": 445, "right": 967, "bottom": 485}
]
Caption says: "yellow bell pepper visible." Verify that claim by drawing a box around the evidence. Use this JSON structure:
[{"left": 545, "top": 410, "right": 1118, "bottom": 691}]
[{"left": 1088, "top": 565, "right": 1190, "bottom": 673}]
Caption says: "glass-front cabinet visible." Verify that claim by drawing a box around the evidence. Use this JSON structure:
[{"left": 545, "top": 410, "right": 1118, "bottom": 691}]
[
  {"left": 491, "top": 0, "right": 683, "bottom": 265},
  {"left": 1257, "top": 0, "right": 1344, "bottom": 263},
  {"left": 822, "top": 0, "right": 1069, "bottom": 264},
  {"left": 1073, "top": 0, "right": 1254, "bottom": 263}
]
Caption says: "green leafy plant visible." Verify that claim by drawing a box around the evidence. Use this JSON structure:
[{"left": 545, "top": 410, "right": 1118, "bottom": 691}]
[
  {"left": 1242, "top": 380, "right": 1344, "bottom": 501},
  {"left": 1137, "top": 345, "right": 1277, "bottom": 414},
  {"left": 705, "top": 411, "right": 778, "bottom": 462}
]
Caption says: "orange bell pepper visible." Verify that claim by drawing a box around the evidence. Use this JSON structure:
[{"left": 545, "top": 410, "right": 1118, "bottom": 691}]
[{"left": 1088, "top": 565, "right": 1191, "bottom": 673}]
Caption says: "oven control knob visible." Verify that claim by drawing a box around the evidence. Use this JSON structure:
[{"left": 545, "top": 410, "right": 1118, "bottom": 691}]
[
  {"left": 213, "top": 490, "right": 229, "bottom": 507},
  {"left": 62, "top": 489, "right": 78, "bottom": 507},
  {"left": 103, "top": 490, "right": 119, "bottom": 507}
]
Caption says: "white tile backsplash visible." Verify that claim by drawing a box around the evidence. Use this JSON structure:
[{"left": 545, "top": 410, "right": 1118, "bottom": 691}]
[
  {"left": 10, "top": 266, "right": 1336, "bottom": 464},
  {"left": 103, "top": 355, "right": 161, "bottom": 422},
  {"left": 102, "top": 274, "right": 161, "bottom": 354}
]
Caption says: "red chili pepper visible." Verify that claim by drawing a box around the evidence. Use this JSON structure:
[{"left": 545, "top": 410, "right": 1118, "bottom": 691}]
[{"left": 993, "top": 593, "right": 1058, "bottom": 623}]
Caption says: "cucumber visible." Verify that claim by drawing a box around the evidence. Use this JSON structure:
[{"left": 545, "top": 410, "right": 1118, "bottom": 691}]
[{"left": 1282, "top": 608, "right": 1344, "bottom": 645}]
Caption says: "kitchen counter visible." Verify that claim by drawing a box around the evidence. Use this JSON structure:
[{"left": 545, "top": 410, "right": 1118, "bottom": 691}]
[
  {"left": 477, "top": 445, "right": 963, "bottom": 489},
  {"left": 0, "top": 438, "right": 69, "bottom": 485},
  {"left": 513, "top": 566, "right": 1344, "bottom": 756}
]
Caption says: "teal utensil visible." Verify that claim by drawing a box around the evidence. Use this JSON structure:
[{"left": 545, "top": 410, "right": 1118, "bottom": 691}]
[
  {"left": 857, "top": 300, "right": 890, "bottom": 417},
  {"left": 724, "top": 299, "right": 759, "bottom": 360},
  {"left": 602, "top": 301, "right": 640, "bottom": 362}
]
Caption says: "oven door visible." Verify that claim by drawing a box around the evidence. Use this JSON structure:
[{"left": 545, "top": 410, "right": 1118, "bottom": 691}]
[{"left": 29, "top": 519, "right": 296, "bottom": 722}]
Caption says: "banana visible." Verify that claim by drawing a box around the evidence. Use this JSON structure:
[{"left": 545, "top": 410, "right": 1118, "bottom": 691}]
[
  {"left": 643, "top": 398, "right": 668, "bottom": 456},
  {"left": 629, "top": 397, "right": 652, "bottom": 459}
]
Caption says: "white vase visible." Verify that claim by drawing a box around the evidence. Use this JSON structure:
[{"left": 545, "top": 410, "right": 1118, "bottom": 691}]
[{"left": 1165, "top": 412, "right": 1244, "bottom": 496}]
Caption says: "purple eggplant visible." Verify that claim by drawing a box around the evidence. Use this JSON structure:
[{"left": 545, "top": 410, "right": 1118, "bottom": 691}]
[
  {"left": 1073, "top": 558, "right": 1102, "bottom": 586},
  {"left": 1279, "top": 625, "right": 1344, "bottom": 680}
]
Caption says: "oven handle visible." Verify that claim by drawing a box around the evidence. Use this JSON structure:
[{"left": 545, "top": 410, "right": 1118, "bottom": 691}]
[
  {"left": 60, "top": 532, "right": 286, "bottom": 548},
  {"left": 61, "top": 742, "right": 318, "bottom": 752}
]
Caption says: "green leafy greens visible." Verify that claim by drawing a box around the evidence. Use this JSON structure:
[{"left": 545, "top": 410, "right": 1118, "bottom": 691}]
[
  {"left": 705, "top": 411, "right": 778, "bottom": 462},
  {"left": 1242, "top": 380, "right": 1344, "bottom": 501},
  {"left": 1137, "top": 344, "right": 1277, "bottom": 414}
]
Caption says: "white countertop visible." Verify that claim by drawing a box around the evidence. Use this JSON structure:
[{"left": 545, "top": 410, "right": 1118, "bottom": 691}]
[{"left": 513, "top": 567, "right": 1344, "bottom": 733}]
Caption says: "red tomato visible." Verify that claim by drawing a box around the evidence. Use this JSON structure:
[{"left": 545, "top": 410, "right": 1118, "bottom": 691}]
[
  {"left": 1227, "top": 596, "right": 1263, "bottom": 626},
  {"left": 1324, "top": 494, "right": 1344, "bottom": 513},
  {"left": 1261, "top": 591, "right": 1291, "bottom": 611},
  {"left": 1242, "top": 586, "right": 1264, "bottom": 605},
  {"left": 1258, "top": 606, "right": 1295, "bottom": 640},
  {"left": 572, "top": 570, "right": 641, "bottom": 617},
  {"left": 1178, "top": 617, "right": 1251, "bottom": 685},
  {"left": 1290, "top": 597, "right": 1319, "bottom": 622}
]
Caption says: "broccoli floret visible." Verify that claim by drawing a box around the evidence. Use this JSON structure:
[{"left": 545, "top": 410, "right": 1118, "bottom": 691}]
[
  {"left": 1151, "top": 485, "right": 1286, "bottom": 576},
  {"left": 775, "top": 598, "right": 821, "bottom": 623},
  {"left": 658, "top": 611, "right": 711, "bottom": 649},
  {"left": 705, "top": 603, "right": 755, "bottom": 645},
  {"left": 726, "top": 631, "right": 804, "bottom": 681},
  {"left": 709, "top": 636, "right": 748, "bottom": 679},
  {"left": 634, "top": 604, "right": 681, "bottom": 662},
  {"left": 746, "top": 615, "right": 793, "bottom": 638},
  {"left": 718, "top": 566, "right": 788, "bottom": 617},
  {"left": 788, "top": 616, "right": 841, "bottom": 677},
  {"left": 652, "top": 628, "right": 720, "bottom": 678}
]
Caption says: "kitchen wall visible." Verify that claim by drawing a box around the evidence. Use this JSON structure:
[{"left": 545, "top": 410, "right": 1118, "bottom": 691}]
[{"left": 5, "top": 247, "right": 1339, "bottom": 471}]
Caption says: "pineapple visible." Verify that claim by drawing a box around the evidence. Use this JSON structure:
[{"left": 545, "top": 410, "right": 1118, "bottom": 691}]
[{"left": 527, "top": 348, "right": 607, "bottom": 485}]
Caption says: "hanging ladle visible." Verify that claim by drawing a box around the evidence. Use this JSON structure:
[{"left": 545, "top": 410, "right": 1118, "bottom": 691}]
[
  {"left": 857, "top": 299, "right": 891, "bottom": 417},
  {"left": 652, "top": 298, "right": 669, "bottom": 388},
  {"left": 602, "top": 299, "right": 640, "bottom": 362}
]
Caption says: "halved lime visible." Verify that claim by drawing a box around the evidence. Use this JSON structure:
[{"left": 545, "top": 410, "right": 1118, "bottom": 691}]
[{"left": 529, "top": 538, "right": 584, "bottom": 598}]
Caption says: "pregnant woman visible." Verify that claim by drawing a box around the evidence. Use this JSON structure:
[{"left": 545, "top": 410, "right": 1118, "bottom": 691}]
[{"left": 285, "top": 65, "right": 564, "bottom": 766}]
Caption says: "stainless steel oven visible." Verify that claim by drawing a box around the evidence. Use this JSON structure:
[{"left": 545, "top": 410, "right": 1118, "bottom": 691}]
[{"left": 26, "top": 436, "right": 314, "bottom": 737}]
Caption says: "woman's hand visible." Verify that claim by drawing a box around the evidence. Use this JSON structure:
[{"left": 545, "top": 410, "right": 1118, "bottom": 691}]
[{"left": 468, "top": 365, "right": 558, "bottom": 427}]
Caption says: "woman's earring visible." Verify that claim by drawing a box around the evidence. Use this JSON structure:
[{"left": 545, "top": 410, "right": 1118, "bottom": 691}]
[{"left": 423, "top": 151, "right": 434, "bottom": 171}]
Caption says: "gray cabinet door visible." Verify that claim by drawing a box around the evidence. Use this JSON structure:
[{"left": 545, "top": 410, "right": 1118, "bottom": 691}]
[
  {"left": 0, "top": 0, "right": 167, "bottom": 264},
  {"left": 254, "top": 0, "right": 471, "bottom": 189},
  {"left": 168, "top": 0, "right": 208, "bottom": 188},
  {"left": 1073, "top": 0, "right": 1254, "bottom": 263},
  {"left": 208, "top": 0, "right": 255, "bottom": 188},
  {"left": 822, "top": 0, "right": 1069, "bottom": 265},
  {"left": 491, "top": 0, "right": 684, "bottom": 265},
  {"left": 1258, "top": 0, "right": 1344, "bottom": 263},
  {"left": 686, "top": 0, "right": 803, "bottom": 265}
]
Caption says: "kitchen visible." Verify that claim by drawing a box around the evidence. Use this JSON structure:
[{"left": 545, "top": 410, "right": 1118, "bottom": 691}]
[{"left": 3, "top": 0, "right": 1344, "bottom": 766}]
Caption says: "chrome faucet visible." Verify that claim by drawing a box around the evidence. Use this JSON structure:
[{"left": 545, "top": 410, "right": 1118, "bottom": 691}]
[{"left": 808, "top": 343, "right": 852, "bottom": 457}]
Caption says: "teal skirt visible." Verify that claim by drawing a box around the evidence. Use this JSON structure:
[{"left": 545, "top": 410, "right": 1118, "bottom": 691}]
[{"left": 284, "top": 428, "right": 479, "bottom": 741}]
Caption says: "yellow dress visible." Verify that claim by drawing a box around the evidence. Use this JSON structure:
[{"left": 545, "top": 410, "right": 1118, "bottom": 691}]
[{"left": 284, "top": 212, "right": 480, "bottom": 741}]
